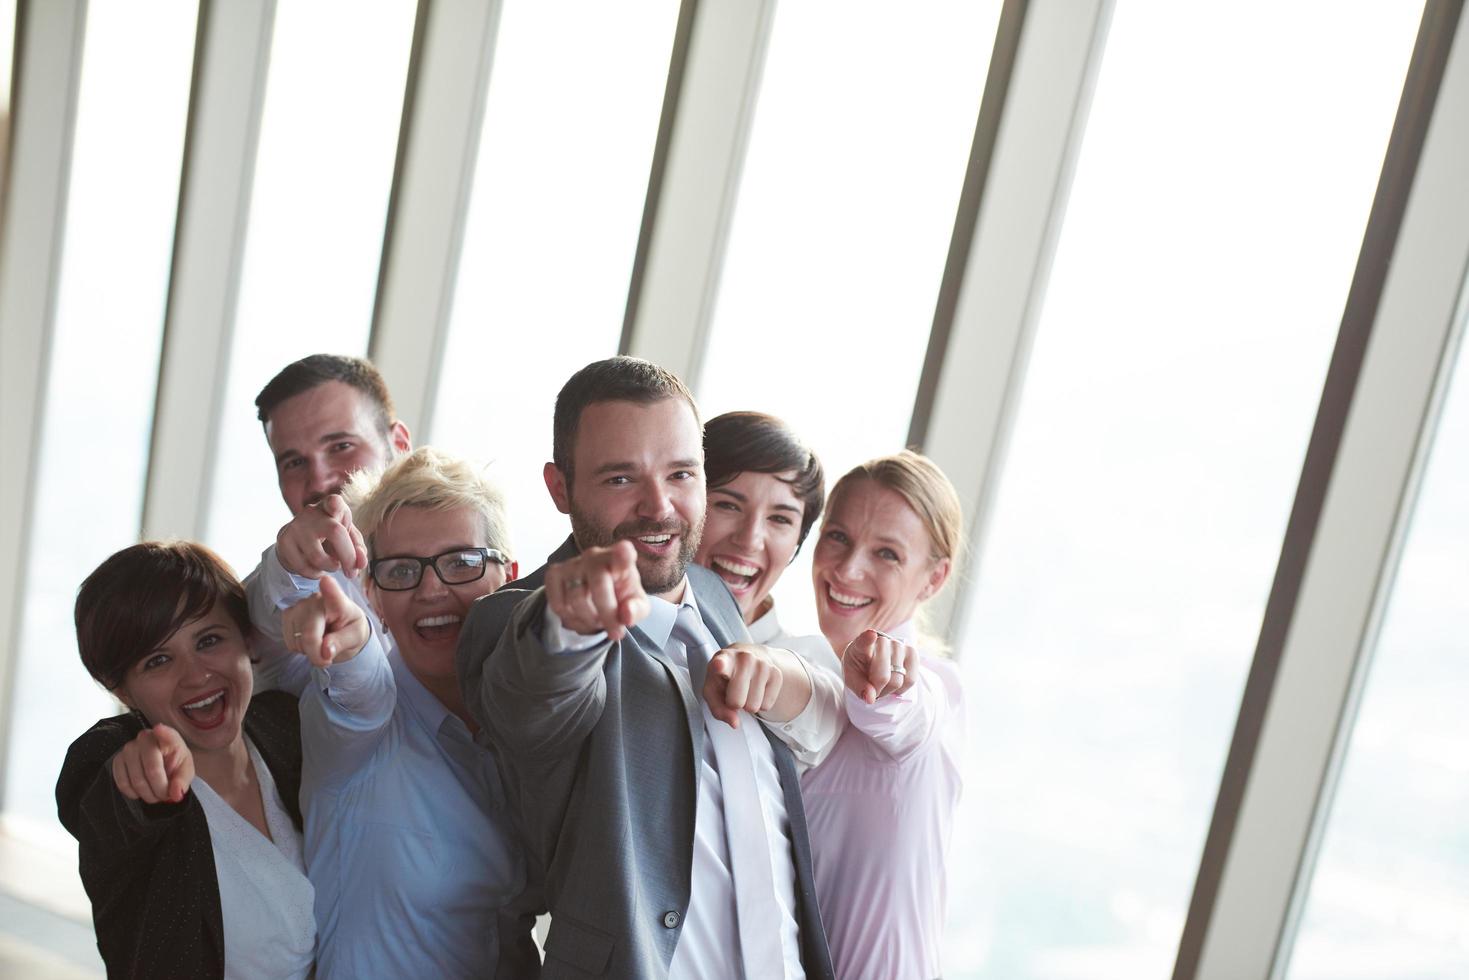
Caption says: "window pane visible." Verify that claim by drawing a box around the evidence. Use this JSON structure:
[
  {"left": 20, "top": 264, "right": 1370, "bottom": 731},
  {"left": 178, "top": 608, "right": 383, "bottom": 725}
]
[
  {"left": 696, "top": 0, "right": 1002, "bottom": 635},
  {"left": 3, "top": 0, "right": 197, "bottom": 840},
  {"left": 944, "top": 4, "right": 1422, "bottom": 977},
  {"left": 204, "top": 0, "right": 416, "bottom": 574},
  {"left": 1284, "top": 328, "right": 1469, "bottom": 980},
  {"left": 431, "top": 0, "right": 680, "bottom": 567}
]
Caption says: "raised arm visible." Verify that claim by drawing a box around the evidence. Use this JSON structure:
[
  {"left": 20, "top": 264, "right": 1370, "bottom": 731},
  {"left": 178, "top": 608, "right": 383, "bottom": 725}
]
[
  {"left": 841, "top": 630, "right": 960, "bottom": 764},
  {"left": 465, "top": 541, "right": 647, "bottom": 765},
  {"left": 57, "top": 718, "right": 193, "bottom": 864},
  {"left": 283, "top": 577, "right": 393, "bottom": 786},
  {"left": 246, "top": 496, "right": 370, "bottom": 696},
  {"left": 752, "top": 645, "right": 846, "bottom": 771}
]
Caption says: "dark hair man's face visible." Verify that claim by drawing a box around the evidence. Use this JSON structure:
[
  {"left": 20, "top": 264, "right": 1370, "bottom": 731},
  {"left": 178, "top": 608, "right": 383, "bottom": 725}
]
[
  {"left": 264, "top": 380, "right": 405, "bottom": 515},
  {"left": 547, "top": 398, "right": 706, "bottom": 599}
]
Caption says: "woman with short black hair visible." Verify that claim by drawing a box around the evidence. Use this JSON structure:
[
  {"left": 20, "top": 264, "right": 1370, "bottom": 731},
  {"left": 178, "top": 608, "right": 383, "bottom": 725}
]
[
  {"left": 695, "top": 411, "right": 845, "bottom": 768},
  {"left": 56, "top": 540, "right": 313, "bottom": 980}
]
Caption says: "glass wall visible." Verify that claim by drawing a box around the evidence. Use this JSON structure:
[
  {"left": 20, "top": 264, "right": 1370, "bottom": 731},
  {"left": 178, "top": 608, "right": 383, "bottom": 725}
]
[
  {"left": 943, "top": 3, "right": 1423, "bottom": 977},
  {"left": 431, "top": 0, "right": 681, "bottom": 568},
  {"left": 204, "top": 0, "right": 417, "bottom": 575},
  {"left": 3, "top": 0, "right": 198, "bottom": 840},
  {"left": 696, "top": 0, "right": 1003, "bottom": 636},
  {"left": 1284, "top": 324, "right": 1469, "bottom": 980}
]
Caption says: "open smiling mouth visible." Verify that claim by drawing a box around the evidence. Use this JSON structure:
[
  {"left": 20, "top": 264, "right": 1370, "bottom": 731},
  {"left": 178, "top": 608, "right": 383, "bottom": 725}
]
[
  {"left": 631, "top": 532, "right": 677, "bottom": 556},
  {"left": 414, "top": 613, "right": 462, "bottom": 642},
  {"left": 710, "top": 556, "right": 761, "bottom": 592},
  {"left": 179, "top": 688, "right": 228, "bottom": 730},
  {"left": 825, "top": 584, "right": 875, "bottom": 611}
]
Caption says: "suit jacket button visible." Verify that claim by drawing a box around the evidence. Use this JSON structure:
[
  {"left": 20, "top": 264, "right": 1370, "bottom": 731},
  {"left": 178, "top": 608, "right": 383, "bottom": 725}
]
[{"left": 662, "top": 910, "right": 681, "bottom": 929}]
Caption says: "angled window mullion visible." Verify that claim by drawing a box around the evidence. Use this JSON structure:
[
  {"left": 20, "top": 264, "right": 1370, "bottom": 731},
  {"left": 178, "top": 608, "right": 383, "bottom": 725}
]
[
  {"left": 619, "top": 0, "right": 776, "bottom": 389},
  {"left": 0, "top": 0, "right": 87, "bottom": 808},
  {"left": 368, "top": 0, "right": 501, "bottom": 442},
  {"left": 1179, "top": 2, "right": 1469, "bottom": 977},
  {"left": 142, "top": 0, "right": 276, "bottom": 542},
  {"left": 915, "top": 0, "right": 1114, "bottom": 647}
]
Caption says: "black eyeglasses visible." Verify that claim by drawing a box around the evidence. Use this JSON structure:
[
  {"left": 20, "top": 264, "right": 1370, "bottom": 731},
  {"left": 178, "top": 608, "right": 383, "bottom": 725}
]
[{"left": 369, "top": 548, "right": 509, "bottom": 591}]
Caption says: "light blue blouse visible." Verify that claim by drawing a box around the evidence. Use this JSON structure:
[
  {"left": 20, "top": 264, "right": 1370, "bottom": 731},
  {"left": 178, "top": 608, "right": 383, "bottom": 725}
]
[{"left": 298, "top": 634, "right": 524, "bottom": 979}]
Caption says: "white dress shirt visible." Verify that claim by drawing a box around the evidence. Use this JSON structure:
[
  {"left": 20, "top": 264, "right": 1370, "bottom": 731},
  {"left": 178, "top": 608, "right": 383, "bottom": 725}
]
[
  {"left": 543, "top": 583, "right": 805, "bottom": 979},
  {"left": 193, "top": 737, "right": 315, "bottom": 980}
]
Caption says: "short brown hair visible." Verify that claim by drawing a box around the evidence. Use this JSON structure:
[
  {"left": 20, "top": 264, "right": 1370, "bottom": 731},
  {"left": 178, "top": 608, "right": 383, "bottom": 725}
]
[
  {"left": 75, "top": 541, "right": 251, "bottom": 691},
  {"left": 704, "top": 411, "right": 825, "bottom": 550},
  {"left": 255, "top": 353, "right": 397, "bottom": 437},
  {"left": 552, "top": 357, "right": 698, "bottom": 477}
]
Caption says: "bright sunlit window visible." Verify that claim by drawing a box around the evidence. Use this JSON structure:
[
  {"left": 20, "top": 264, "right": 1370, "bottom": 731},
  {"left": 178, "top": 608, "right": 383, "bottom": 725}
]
[
  {"left": 943, "top": 3, "right": 1422, "bottom": 977},
  {"left": 1284, "top": 325, "right": 1469, "bottom": 980},
  {"left": 696, "top": 0, "right": 1002, "bottom": 637},
  {"left": 431, "top": 0, "right": 681, "bottom": 568},
  {"left": 3, "top": 0, "right": 197, "bottom": 842},
  {"left": 204, "top": 0, "right": 416, "bottom": 575}
]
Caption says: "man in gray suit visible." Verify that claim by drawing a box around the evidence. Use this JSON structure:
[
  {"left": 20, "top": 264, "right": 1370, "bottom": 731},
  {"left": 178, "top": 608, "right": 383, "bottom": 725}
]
[{"left": 458, "top": 357, "right": 836, "bottom": 979}]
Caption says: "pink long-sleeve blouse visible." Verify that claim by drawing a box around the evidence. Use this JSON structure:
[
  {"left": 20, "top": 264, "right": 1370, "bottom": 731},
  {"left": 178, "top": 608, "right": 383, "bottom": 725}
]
[{"left": 799, "top": 620, "right": 966, "bottom": 980}]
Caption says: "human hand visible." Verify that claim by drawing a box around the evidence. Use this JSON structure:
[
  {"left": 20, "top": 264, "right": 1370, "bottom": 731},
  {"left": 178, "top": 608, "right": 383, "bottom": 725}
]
[
  {"left": 544, "top": 541, "right": 649, "bottom": 642},
  {"left": 276, "top": 495, "right": 367, "bottom": 579},
  {"left": 842, "top": 629, "right": 919, "bottom": 704},
  {"left": 702, "top": 643, "right": 785, "bottom": 729},
  {"left": 282, "top": 575, "right": 369, "bottom": 668},
  {"left": 111, "top": 723, "right": 194, "bottom": 805}
]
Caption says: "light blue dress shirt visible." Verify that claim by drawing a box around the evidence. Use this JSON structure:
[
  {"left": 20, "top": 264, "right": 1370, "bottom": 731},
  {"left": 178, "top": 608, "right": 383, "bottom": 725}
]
[{"left": 298, "top": 633, "right": 525, "bottom": 980}]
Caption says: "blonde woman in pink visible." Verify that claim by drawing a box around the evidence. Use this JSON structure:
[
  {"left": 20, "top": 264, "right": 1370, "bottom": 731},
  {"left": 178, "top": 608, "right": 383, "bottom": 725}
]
[{"left": 804, "top": 450, "right": 966, "bottom": 980}]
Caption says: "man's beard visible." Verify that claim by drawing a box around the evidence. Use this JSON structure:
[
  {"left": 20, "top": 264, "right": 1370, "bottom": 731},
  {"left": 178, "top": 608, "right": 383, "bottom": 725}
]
[{"left": 568, "top": 508, "right": 702, "bottom": 596}]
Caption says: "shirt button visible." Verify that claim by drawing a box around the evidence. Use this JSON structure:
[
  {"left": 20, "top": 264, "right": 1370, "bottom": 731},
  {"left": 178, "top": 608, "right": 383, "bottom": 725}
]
[{"left": 662, "top": 910, "right": 681, "bottom": 929}]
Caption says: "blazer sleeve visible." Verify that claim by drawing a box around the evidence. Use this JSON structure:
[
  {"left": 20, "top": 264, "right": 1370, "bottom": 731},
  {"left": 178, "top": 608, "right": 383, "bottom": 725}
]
[
  {"left": 460, "top": 587, "right": 611, "bottom": 765},
  {"left": 57, "top": 716, "right": 222, "bottom": 980},
  {"left": 56, "top": 715, "right": 194, "bottom": 855}
]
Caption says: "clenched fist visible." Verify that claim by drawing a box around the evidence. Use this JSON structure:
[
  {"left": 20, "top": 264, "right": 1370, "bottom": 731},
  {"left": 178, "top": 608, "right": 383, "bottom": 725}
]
[
  {"left": 842, "top": 629, "right": 919, "bottom": 704},
  {"left": 282, "top": 575, "right": 370, "bottom": 668},
  {"left": 545, "top": 541, "right": 650, "bottom": 642},
  {"left": 277, "top": 494, "right": 367, "bottom": 579},
  {"left": 112, "top": 723, "right": 194, "bottom": 805}
]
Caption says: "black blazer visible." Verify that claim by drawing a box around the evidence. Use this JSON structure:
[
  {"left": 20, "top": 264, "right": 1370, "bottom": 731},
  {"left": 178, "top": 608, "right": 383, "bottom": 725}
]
[
  {"left": 460, "top": 537, "right": 835, "bottom": 979},
  {"left": 55, "top": 691, "right": 303, "bottom": 980}
]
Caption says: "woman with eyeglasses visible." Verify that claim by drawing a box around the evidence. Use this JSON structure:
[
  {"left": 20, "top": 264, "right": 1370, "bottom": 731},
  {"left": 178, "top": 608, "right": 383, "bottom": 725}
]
[{"left": 276, "top": 447, "right": 529, "bottom": 979}]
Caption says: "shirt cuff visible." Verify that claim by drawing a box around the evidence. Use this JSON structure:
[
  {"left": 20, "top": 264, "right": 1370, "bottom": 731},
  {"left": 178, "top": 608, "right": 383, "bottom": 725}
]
[
  {"left": 760, "top": 651, "right": 840, "bottom": 758},
  {"left": 260, "top": 544, "right": 322, "bottom": 612},
  {"left": 314, "top": 632, "right": 387, "bottom": 698},
  {"left": 541, "top": 605, "right": 609, "bottom": 655}
]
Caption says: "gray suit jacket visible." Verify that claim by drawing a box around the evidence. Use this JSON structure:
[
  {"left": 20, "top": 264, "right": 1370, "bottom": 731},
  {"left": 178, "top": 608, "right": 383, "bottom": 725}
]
[{"left": 458, "top": 537, "right": 834, "bottom": 979}]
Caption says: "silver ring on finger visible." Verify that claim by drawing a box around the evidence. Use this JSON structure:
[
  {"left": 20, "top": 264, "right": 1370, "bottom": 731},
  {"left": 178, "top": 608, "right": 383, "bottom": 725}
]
[
  {"left": 890, "top": 665, "right": 908, "bottom": 676},
  {"left": 565, "top": 577, "right": 585, "bottom": 591}
]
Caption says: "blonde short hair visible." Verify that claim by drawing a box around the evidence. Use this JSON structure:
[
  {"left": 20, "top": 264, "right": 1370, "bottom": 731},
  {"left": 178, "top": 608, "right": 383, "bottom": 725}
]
[
  {"left": 827, "top": 449, "right": 963, "bottom": 582},
  {"left": 345, "top": 447, "right": 513, "bottom": 562}
]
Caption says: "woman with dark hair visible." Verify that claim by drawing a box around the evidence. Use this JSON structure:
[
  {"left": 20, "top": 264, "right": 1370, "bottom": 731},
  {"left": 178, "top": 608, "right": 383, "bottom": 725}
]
[
  {"left": 56, "top": 541, "right": 313, "bottom": 980},
  {"left": 695, "top": 411, "right": 845, "bottom": 766}
]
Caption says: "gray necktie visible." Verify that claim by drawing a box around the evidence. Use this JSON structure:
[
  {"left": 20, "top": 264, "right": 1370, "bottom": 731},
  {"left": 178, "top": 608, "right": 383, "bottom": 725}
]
[{"left": 671, "top": 604, "right": 786, "bottom": 980}]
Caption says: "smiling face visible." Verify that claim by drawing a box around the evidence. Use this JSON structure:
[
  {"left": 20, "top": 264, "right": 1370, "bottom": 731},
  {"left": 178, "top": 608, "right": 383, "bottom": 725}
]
[
  {"left": 264, "top": 380, "right": 410, "bottom": 516},
  {"left": 695, "top": 469, "right": 805, "bottom": 623},
  {"left": 811, "top": 478, "right": 952, "bottom": 656},
  {"left": 545, "top": 397, "right": 705, "bottom": 599},
  {"left": 114, "top": 605, "right": 254, "bottom": 755},
  {"left": 367, "top": 505, "right": 514, "bottom": 690}
]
